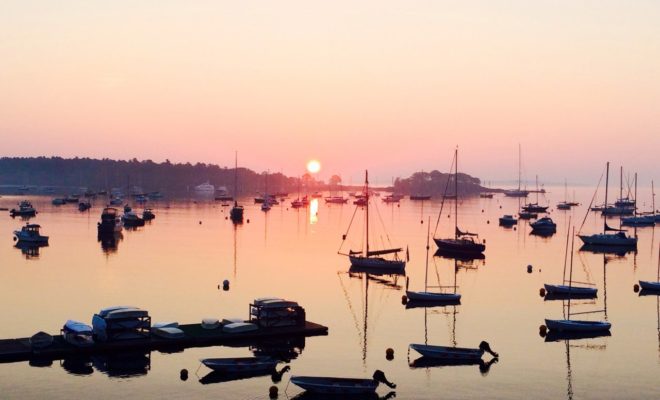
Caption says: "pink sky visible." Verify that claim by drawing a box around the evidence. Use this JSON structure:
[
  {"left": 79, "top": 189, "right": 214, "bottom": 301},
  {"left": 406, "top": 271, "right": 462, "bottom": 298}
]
[{"left": 1, "top": 1, "right": 658, "bottom": 185}]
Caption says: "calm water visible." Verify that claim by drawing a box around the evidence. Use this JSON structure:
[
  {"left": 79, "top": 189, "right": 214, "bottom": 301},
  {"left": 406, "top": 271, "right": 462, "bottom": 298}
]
[{"left": 0, "top": 187, "right": 658, "bottom": 399}]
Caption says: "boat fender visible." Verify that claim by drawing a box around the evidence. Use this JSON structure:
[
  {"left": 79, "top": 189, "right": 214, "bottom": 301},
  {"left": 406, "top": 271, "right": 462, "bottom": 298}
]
[
  {"left": 527, "top": 265, "right": 533, "bottom": 273},
  {"left": 539, "top": 288, "right": 546, "bottom": 297},
  {"left": 269, "top": 386, "right": 278, "bottom": 399},
  {"left": 420, "top": 219, "right": 423, "bottom": 224},
  {"left": 180, "top": 369, "right": 188, "bottom": 381},
  {"left": 401, "top": 295, "right": 407, "bottom": 305},
  {"left": 633, "top": 284, "right": 640, "bottom": 293},
  {"left": 539, "top": 325, "right": 547, "bottom": 337},
  {"left": 385, "top": 348, "right": 394, "bottom": 361},
  {"left": 479, "top": 341, "right": 498, "bottom": 357},
  {"left": 373, "top": 370, "right": 396, "bottom": 388},
  {"left": 223, "top": 280, "right": 230, "bottom": 291},
  {"left": 13, "top": 237, "right": 17, "bottom": 241}
]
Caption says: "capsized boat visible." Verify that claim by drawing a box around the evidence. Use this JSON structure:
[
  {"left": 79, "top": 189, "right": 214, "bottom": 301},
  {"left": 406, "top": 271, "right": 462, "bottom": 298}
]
[
  {"left": 290, "top": 370, "right": 395, "bottom": 395},
  {"left": 201, "top": 356, "right": 278, "bottom": 373},
  {"left": 14, "top": 224, "right": 49, "bottom": 244},
  {"left": 62, "top": 320, "right": 94, "bottom": 347}
]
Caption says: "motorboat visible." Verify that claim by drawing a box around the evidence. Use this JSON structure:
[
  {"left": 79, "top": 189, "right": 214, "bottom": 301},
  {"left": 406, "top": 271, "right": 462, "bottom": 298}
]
[
  {"left": 410, "top": 195, "right": 431, "bottom": 200},
  {"left": 78, "top": 201, "right": 91, "bottom": 211},
  {"left": 9, "top": 200, "right": 36, "bottom": 217},
  {"left": 214, "top": 185, "right": 233, "bottom": 201},
  {"left": 325, "top": 196, "right": 348, "bottom": 204},
  {"left": 499, "top": 215, "right": 517, "bottom": 226},
  {"left": 519, "top": 211, "right": 537, "bottom": 220},
  {"left": 51, "top": 198, "right": 66, "bottom": 205},
  {"left": 122, "top": 208, "right": 145, "bottom": 227},
  {"left": 530, "top": 217, "right": 557, "bottom": 232},
  {"left": 98, "top": 207, "right": 122, "bottom": 235},
  {"left": 194, "top": 181, "right": 215, "bottom": 194},
  {"left": 62, "top": 320, "right": 94, "bottom": 347},
  {"left": 290, "top": 370, "right": 395, "bottom": 395},
  {"left": 142, "top": 208, "right": 155, "bottom": 221},
  {"left": 409, "top": 341, "right": 498, "bottom": 361},
  {"left": 557, "top": 202, "right": 571, "bottom": 210},
  {"left": 621, "top": 215, "right": 655, "bottom": 227},
  {"left": 201, "top": 357, "right": 277, "bottom": 373},
  {"left": 14, "top": 224, "right": 49, "bottom": 244}
]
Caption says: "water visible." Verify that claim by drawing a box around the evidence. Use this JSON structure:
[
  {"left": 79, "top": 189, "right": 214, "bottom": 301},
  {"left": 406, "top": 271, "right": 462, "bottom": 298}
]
[{"left": 0, "top": 187, "right": 658, "bottom": 399}]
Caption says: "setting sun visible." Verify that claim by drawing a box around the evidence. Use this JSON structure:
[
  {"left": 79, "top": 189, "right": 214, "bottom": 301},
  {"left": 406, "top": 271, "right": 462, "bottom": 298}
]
[{"left": 306, "top": 160, "right": 321, "bottom": 174}]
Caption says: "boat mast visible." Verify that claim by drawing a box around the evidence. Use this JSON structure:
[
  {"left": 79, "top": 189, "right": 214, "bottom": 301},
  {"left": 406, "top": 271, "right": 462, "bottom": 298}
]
[
  {"left": 620, "top": 166, "right": 623, "bottom": 201},
  {"left": 424, "top": 217, "right": 430, "bottom": 291},
  {"left": 454, "top": 148, "right": 458, "bottom": 240},
  {"left": 365, "top": 170, "right": 369, "bottom": 257},
  {"left": 634, "top": 173, "right": 637, "bottom": 218},
  {"left": 567, "top": 227, "right": 576, "bottom": 319},
  {"left": 604, "top": 162, "right": 609, "bottom": 233},
  {"left": 518, "top": 144, "right": 521, "bottom": 191},
  {"left": 234, "top": 151, "right": 238, "bottom": 206}
]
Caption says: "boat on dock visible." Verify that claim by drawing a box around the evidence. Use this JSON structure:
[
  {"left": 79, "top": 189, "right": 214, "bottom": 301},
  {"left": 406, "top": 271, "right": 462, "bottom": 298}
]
[{"left": 62, "top": 320, "right": 94, "bottom": 347}]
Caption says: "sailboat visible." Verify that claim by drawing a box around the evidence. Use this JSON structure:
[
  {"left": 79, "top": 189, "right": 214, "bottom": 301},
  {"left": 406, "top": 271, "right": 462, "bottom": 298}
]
[
  {"left": 338, "top": 170, "right": 407, "bottom": 271},
  {"left": 406, "top": 218, "right": 461, "bottom": 303},
  {"left": 557, "top": 179, "right": 573, "bottom": 210},
  {"left": 621, "top": 173, "right": 655, "bottom": 227},
  {"left": 602, "top": 166, "right": 635, "bottom": 216},
  {"left": 521, "top": 175, "right": 549, "bottom": 213},
  {"left": 230, "top": 151, "right": 244, "bottom": 223},
  {"left": 545, "top": 228, "right": 611, "bottom": 333},
  {"left": 504, "top": 144, "right": 530, "bottom": 197},
  {"left": 543, "top": 220, "right": 597, "bottom": 298},
  {"left": 261, "top": 170, "right": 272, "bottom": 212},
  {"left": 434, "top": 149, "right": 485, "bottom": 256},
  {"left": 578, "top": 162, "right": 637, "bottom": 247}
]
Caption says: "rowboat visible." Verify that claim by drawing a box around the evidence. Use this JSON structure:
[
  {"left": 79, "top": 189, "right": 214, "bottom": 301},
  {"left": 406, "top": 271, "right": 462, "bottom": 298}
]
[
  {"left": 290, "top": 370, "right": 395, "bottom": 395},
  {"left": 544, "top": 319, "right": 611, "bottom": 332},
  {"left": 409, "top": 341, "right": 498, "bottom": 361},
  {"left": 200, "top": 356, "right": 278, "bottom": 373}
]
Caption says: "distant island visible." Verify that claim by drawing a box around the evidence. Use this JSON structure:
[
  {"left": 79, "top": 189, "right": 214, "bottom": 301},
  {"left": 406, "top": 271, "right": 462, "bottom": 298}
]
[{"left": 0, "top": 157, "right": 490, "bottom": 197}]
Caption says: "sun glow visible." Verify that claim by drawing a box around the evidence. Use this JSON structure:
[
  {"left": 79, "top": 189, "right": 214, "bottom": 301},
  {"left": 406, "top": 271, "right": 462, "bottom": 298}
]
[{"left": 306, "top": 160, "right": 321, "bottom": 174}]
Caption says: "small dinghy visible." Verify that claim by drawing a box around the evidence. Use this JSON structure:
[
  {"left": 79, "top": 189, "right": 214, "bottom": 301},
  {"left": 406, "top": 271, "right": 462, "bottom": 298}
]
[
  {"left": 544, "top": 284, "right": 597, "bottom": 297},
  {"left": 409, "top": 341, "right": 498, "bottom": 361},
  {"left": 30, "top": 331, "right": 54, "bottom": 349},
  {"left": 406, "top": 291, "right": 461, "bottom": 303},
  {"left": 62, "top": 320, "right": 94, "bottom": 347},
  {"left": 544, "top": 319, "right": 611, "bottom": 332},
  {"left": 290, "top": 370, "right": 395, "bottom": 395},
  {"left": 201, "top": 356, "right": 278, "bottom": 373}
]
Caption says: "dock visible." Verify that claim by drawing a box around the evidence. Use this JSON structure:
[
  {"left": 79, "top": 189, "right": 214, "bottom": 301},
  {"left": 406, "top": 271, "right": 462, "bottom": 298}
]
[{"left": 0, "top": 321, "right": 328, "bottom": 363}]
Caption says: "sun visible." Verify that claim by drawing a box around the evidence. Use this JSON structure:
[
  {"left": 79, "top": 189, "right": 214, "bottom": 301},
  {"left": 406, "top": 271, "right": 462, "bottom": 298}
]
[{"left": 306, "top": 159, "right": 321, "bottom": 174}]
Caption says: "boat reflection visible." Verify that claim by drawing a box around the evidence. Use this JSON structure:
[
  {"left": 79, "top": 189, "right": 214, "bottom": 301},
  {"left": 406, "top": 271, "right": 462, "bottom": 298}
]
[
  {"left": 92, "top": 351, "right": 150, "bottom": 378},
  {"left": 410, "top": 356, "right": 498, "bottom": 374},
  {"left": 434, "top": 249, "right": 485, "bottom": 262},
  {"left": 249, "top": 336, "right": 306, "bottom": 362},
  {"left": 98, "top": 232, "right": 122, "bottom": 254},
  {"left": 60, "top": 356, "right": 94, "bottom": 376},
  {"left": 199, "top": 365, "right": 290, "bottom": 385},
  {"left": 579, "top": 244, "right": 636, "bottom": 257},
  {"left": 14, "top": 241, "right": 47, "bottom": 259},
  {"left": 288, "top": 391, "right": 397, "bottom": 400}
]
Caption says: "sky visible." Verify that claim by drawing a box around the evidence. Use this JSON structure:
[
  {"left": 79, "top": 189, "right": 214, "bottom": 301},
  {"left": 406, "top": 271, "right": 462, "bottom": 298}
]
[{"left": 1, "top": 1, "right": 658, "bottom": 185}]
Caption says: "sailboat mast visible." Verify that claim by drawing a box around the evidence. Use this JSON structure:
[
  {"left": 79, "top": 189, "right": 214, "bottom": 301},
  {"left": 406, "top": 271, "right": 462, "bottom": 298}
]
[
  {"left": 620, "top": 166, "right": 623, "bottom": 201},
  {"left": 454, "top": 148, "right": 458, "bottom": 240},
  {"left": 634, "top": 173, "right": 637, "bottom": 218},
  {"left": 518, "top": 144, "right": 521, "bottom": 191},
  {"left": 424, "top": 217, "right": 430, "bottom": 291},
  {"left": 365, "top": 170, "right": 369, "bottom": 257},
  {"left": 234, "top": 151, "right": 238, "bottom": 206},
  {"left": 567, "top": 227, "right": 576, "bottom": 318},
  {"left": 604, "top": 162, "right": 609, "bottom": 232}
]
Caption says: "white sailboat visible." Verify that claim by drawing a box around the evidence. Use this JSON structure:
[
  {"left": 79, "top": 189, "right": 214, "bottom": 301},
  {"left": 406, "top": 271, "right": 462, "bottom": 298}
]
[{"left": 338, "top": 170, "right": 407, "bottom": 271}]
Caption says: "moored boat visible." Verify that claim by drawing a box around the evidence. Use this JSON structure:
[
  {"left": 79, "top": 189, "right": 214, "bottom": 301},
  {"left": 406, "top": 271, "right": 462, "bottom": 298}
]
[
  {"left": 9, "top": 200, "right": 37, "bottom": 217},
  {"left": 201, "top": 356, "right": 277, "bottom": 373},
  {"left": 290, "top": 370, "right": 395, "bottom": 395},
  {"left": 499, "top": 215, "right": 517, "bottom": 226},
  {"left": 13, "top": 224, "right": 49, "bottom": 244},
  {"left": 409, "top": 341, "right": 498, "bottom": 361},
  {"left": 544, "top": 319, "right": 611, "bottom": 332}
]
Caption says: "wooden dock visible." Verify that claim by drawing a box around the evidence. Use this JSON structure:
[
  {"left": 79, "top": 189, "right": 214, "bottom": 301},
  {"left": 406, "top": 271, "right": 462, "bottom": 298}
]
[{"left": 0, "top": 321, "right": 328, "bottom": 363}]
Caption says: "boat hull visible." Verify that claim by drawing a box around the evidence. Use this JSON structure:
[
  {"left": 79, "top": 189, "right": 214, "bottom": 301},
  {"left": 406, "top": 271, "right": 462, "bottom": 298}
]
[
  {"left": 578, "top": 234, "right": 637, "bottom": 247},
  {"left": 409, "top": 344, "right": 483, "bottom": 361},
  {"left": 544, "top": 319, "right": 611, "bottom": 332},
  {"left": 543, "top": 284, "right": 597, "bottom": 297},
  {"left": 201, "top": 357, "right": 277, "bottom": 373},
  {"left": 639, "top": 280, "right": 660, "bottom": 292},
  {"left": 406, "top": 291, "right": 461, "bottom": 303},
  {"left": 349, "top": 256, "right": 405, "bottom": 271},
  {"left": 290, "top": 376, "right": 378, "bottom": 395},
  {"left": 434, "top": 238, "right": 485, "bottom": 255}
]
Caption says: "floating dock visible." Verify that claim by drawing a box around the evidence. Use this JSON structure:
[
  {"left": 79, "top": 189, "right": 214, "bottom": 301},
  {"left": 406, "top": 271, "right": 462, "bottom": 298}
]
[{"left": 0, "top": 321, "right": 328, "bottom": 363}]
